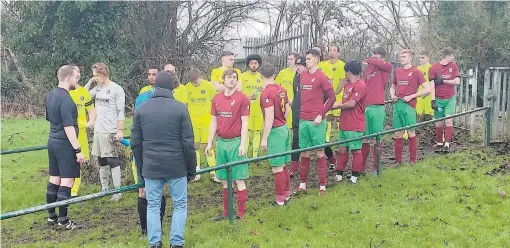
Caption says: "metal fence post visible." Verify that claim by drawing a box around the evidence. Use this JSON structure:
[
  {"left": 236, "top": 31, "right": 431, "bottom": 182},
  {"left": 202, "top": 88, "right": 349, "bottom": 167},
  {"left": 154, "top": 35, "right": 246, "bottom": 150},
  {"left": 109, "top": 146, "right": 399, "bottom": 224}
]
[
  {"left": 376, "top": 135, "right": 382, "bottom": 175},
  {"left": 485, "top": 107, "right": 492, "bottom": 146},
  {"left": 226, "top": 165, "right": 234, "bottom": 224}
]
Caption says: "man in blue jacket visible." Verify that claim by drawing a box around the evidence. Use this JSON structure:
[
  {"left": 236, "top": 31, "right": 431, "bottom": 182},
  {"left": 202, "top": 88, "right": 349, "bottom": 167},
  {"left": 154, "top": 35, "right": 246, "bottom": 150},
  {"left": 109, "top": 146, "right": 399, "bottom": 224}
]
[{"left": 131, "top": 71, "right": 196, "bottom": 248}]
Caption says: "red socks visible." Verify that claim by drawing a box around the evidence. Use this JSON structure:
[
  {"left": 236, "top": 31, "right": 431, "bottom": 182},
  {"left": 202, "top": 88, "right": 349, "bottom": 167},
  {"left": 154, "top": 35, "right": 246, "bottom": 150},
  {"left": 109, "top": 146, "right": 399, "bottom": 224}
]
[
  {"left": 299, "top": 157, "right": 310, "bottom": 183},
  {"left": 352, "top": 151, "right": 364, "bottom": 173},
  {"left": 237, "top": 189, "right": 247, "bottom": 218},
  {"left": 222, "top": 188, "right": 229, "bottom": 216},
  {"left": 317, "top": 157, "right": 327, "bottom": 186},
  {"left": 445, "top": 126, "right": 453, "bottom": 143},
  {"left": 435, "top": 126, "right": 443, "bottom": 143},
  {"left": 290, "top": 161, "right": 299, "bottom": 174},
  {"left": 409, "top": 136, "right": 418, "bottom": 163},
  {"left": 273, "top": 171, "right": 285, "bottom": 203},
  {"left": 336, "top": 151, "right": 349, "bottom": 171},
  {"left": 283, "top": 166, "right": 291, "bottom": 199},
  {"left": 372, "top": 143, "right": 382, "bottom": 171},
  {"left": 395, "top": 138, "right": 403, "bottom": 164},
  {"left": 361, "top": 143, "right": 370, "bottom": 167}
]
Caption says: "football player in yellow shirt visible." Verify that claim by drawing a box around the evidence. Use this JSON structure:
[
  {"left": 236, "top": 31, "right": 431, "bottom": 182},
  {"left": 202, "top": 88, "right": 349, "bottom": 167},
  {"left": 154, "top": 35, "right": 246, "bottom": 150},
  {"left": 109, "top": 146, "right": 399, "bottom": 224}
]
[
  {"left": 164, "top": 64, "right": 188, "bottom": 105},
  {"left": 325, "top": 45, "right": 347, "bottom": 121},
  {"left": 210, "top": 51, "right": 243, "bottom": 91},
  {"left": 139, "top": 66, "right": 159, "bottom": 95},
  {"left": 417, "top": 51, "right": 433, "bottom": 121},
  {"left": 242, "top": 54, "right": 264, "bottom": 158},
  {"left": 185, "top": 68, "right": 220, "bottom": 182},
  {"left": 275, "top": 52, "right": 299, "bottom": 128},
  {"left": 69, "top": 65, "right": 96, "bottom": 197}
]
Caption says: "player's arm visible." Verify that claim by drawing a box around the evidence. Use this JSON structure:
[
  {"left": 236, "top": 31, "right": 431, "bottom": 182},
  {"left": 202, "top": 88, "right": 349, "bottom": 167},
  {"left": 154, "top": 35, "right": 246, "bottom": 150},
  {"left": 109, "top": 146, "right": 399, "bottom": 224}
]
[
  {"left": 284, "top": 100, "right": 291, "bottom": 119},
  {"left": 335, "top": 78, "right": 347, "bottom": 95},
  {"left": 240, "top": 96, "right": 250, "bottom": 150},
  {"left": 207, "top": 116, "right": 218, "bottom": 148},
  {"left": 333, "top": 84, "right": 366, "bottom": 110},
  {"left": 390, "top": 73, "right": 398, "bottom": 101},
  {"left": 367, "top": 57, "right": 393, "bottom": 72},
  {"left": 61, "top": 99, "right": 81, "bottom": 150},
  {"left": 180, "top": 106, "right": 197, "bottom": 178},
  {"left": 261, "top": 106, "right": 274, "bottom": 145},
  {"left": 411, "top": 73, "right": 431, "bottom": 99},
  {"left": 130, "top": 111, "right": 143, "bottom": 181},
  {"left": 116, "top": 88, "right": 126, "bottom": 140},
  {"left": 84, "top": 91, "right": 96, "bottom": 128},
  {"left": 320, "top": 87, "right": 336, "bottom": 118},
  {"left": 428, "top": 67, "right": 437, "bottom": 100}
]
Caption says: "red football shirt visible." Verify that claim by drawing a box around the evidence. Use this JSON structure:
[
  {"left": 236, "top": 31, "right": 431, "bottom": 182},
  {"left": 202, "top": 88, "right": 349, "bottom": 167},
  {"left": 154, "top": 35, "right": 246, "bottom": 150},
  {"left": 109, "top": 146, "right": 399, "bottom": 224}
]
[
  {"left": 260, "top": 84, "right": 288, "bottom": 127},
  {"left": 339, "top": 79, "right": 367, "bottom": 132},
  {"left": 362, "top": 58, "right": 393, "bottom": 107},
  {"left": 299, "top": 69, "right": 332, "bottom": 120},
  {"left": 428, "top": 62, "right": 460, "bottom": 99},
  {"left": 211, "top": 91, "right": 250, "bottom": 139},
  {"left": 392, "top": 66, "right": 426, "bottom": 108}
]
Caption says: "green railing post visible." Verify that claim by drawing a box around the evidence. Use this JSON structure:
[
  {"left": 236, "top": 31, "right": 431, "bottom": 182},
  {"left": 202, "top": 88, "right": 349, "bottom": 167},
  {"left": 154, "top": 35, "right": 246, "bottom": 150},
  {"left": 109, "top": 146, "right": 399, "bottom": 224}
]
[
  {"left": 376, "top": 135, "right": 382, "bottom": 175},
  {"left": 226, "top": 165, "right": 234, "bottom": 224},
  {"left": 485, "top": 107, "right": 492, "bottom": 146}
]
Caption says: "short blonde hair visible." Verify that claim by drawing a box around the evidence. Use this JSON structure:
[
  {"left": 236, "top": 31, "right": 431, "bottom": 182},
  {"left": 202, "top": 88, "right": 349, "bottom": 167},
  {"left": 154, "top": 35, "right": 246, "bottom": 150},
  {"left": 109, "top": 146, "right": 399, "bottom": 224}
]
[
  {"left": 91, "top": 62, "right": 110, "bottom": 77},
  {"left": 400, "top": 49, "right": 415, "bottom": 56}
]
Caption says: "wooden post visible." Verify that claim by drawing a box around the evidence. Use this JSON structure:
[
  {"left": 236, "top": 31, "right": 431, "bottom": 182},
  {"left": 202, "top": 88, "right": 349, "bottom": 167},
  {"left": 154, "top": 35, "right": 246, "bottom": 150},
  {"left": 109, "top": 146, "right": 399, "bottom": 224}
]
[
  {"left": 470, "top": 68, "right": 478, "bottom": 137},
  {"left": 491, "top": 69, "right": 501, "bottom": 141},
  {"left": 505, "top": 71, "right": 510, "bottom": 141},
  {"left": 482, "top": 69, "right": 491, "bottom": 143}
]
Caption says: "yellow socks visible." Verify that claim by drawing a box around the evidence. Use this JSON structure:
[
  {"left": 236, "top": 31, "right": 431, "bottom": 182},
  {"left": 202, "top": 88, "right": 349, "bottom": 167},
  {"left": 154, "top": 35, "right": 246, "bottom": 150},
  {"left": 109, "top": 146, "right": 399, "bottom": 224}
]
[
  {"left": 252, "top": 131, "right": 261, "bottom": 157},
  {"left": 71, "top": 177, "right": 81, "bottom": 197},
  {"left": 326, "top": 121, "right": 332, "bottom": 142}
]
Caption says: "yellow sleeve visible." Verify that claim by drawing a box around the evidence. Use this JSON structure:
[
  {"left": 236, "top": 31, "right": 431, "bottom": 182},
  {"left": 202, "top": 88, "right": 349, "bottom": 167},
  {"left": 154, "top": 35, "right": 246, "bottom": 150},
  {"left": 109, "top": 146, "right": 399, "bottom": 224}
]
[
  {"left": 211, "top": 69, "right": 221, "bottom": 83},
  {"left": 236, "top": 68, "right": 242, "bottom": 82},
  {"left": 338, "top": 61, "right": 346, "bottom": 80},
  {"left": 176, "top": 86, "right": 188, "bottom": 104},
  {"left": 275, "top": 70, "right": 284, "bottom": 85},
  {"left": 205, "top": 80, "right": 216, "bottom": 100}
]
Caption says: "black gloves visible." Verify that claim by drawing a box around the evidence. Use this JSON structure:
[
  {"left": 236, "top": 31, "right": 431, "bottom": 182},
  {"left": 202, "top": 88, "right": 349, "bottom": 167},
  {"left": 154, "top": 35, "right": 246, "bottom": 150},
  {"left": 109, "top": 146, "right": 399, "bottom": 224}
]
[
  {"left": 434, "top": 72, "right": 444, "bottom": 85},
  {"left": 431, "top": 100, "right": 438, "bottom": 110},
  {"left": 187, "top": 174, "right": 196, "bottom": 182}
]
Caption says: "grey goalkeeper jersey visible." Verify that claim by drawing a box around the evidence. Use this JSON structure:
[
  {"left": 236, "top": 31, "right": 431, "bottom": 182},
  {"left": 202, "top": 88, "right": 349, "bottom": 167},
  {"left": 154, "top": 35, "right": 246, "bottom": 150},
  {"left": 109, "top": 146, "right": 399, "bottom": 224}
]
[{"left": 89, "top": 81, "right": 125, "bottom": 134}]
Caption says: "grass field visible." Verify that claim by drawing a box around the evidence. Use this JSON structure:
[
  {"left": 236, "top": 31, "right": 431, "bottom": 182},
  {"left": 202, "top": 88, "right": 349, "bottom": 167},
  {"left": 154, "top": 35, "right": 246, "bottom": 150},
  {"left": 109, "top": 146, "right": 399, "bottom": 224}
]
[{"left": 1, "top": 117, "right": 510, "bottom": 248}]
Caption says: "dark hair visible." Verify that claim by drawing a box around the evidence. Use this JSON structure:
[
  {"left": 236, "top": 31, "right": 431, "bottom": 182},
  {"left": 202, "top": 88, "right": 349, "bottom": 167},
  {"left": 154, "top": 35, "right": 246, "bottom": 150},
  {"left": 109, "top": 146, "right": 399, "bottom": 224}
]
[
  {"left": 246, "top": 54, "right": 262, "bottom": 67},
  {"left": 222, "top": 68, "right": 239, "bottom": 79},
  {"left": 188, "top": 68, "right": 201, "bottom": 82},
  {"left": 373, "top": 47, "right": 387, "bottom": 57},
  {"left": 260, "top": 63, "right": 276, "bottom": 78},
  {"left": 92, "top": 62, "right": 110, "bottom": 77},
  {"left": 344, "top": 60, "right": 362, "bottom": 76},
  {"left": 441, "top": 47, "right": 455, "bottom": 58},
  {"left": 148, "top": 65, "right": 161, "bottom": 71},
  {"left": 419, "top": 51, "right": 430, "bottom": 57},
  {"left": 57, "top": 65, "right": 77, "bottom": 81},
  {"left": 221, "top": 51, "right": 235, "bottom": 58},
  {"left": 329, "top": 45, "right": 340, "bottom": 52},
  {"left": 288, "top": 52, "right": 300, "bottom": 59},
  {"left": 305, "top": 49, "right": 321, "bottom": 58}
]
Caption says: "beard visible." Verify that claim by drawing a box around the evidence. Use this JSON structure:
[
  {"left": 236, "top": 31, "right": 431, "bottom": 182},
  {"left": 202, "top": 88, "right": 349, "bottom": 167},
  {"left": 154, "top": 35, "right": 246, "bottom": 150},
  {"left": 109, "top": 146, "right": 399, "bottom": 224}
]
[{"left": 69, "top": 84, "right": 77, "bottom": 90}]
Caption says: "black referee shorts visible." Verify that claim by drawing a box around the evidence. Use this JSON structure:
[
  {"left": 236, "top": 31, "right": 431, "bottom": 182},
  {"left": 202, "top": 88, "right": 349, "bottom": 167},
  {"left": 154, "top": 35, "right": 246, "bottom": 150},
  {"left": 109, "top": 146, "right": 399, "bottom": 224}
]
[{"left": 48, "top": 138, "right": 80, "bottom": 178}]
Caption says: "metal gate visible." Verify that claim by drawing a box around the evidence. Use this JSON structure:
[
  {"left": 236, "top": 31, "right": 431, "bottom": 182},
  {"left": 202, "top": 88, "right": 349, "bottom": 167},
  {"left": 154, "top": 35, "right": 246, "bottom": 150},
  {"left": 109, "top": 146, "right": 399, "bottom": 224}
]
[
  {"left": 240, "top": 25, "right": 311, "bottom": 71},
  {"left": 455, "top": 69, "right": 479, "bottom": 136},
  {"left": 483, "top": 67, "right": 510, "bottom": 142}
]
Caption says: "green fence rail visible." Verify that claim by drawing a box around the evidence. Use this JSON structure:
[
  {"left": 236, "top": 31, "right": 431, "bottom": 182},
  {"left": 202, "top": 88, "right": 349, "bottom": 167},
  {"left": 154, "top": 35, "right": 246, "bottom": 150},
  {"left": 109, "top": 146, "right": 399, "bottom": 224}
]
[{"left": 1, "top": 107, "right": 491, "bottom": 223}]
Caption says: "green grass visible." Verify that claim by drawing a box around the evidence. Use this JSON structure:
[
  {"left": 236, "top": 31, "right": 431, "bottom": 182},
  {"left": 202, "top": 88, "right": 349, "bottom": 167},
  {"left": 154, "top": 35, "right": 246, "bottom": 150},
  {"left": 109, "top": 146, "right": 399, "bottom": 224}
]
[{"left": 1, "top": 118, "right": 510, "bottom": 247}]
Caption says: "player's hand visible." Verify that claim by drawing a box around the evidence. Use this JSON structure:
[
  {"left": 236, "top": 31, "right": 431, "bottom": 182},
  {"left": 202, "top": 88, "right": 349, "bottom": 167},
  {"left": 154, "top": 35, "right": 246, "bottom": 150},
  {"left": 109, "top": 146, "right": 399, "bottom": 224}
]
[
  {"left": 402, "top": 95, "right": 413, "bottom": 103},
  {"left": 332, "top": 102, "right": 342, "bottom": 110},
  {"left": 238, "top": 145, "right": 246, "bottom": 156},
  {"left": 434, "top": 75, "right": 444, "bottom": 85},
  {"left": 205, "top": 144, "right": 212, "bottom": 156},
  {"left": 76, "top": 152, "right": 86, "bottom": 165},
  {"left": 250, "top": 92, "right": 257, "bottom": 100},
  {"left": 86, "top": 120, "right": 94, "bottom": 129},
  {"left": 313, "top": 115, "right": 323, "bottom": 125},
  {"left": 431, "top": 100, "right": 439, "bottom": 110},
  {"left": 115, "top": 130, "right": 123, "bottom": 141},
  {"left": 260, "top": 139, "right": 268, "bottom": 151},
  {"left": 391, "top": 95, "right": 398, "bottom": 102}
]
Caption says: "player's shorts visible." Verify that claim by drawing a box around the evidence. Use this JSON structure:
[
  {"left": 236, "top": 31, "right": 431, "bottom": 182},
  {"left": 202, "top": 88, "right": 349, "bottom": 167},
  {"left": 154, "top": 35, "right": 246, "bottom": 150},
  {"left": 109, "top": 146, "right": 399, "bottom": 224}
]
[
  {"left": 48, "top": 138, "right": 80, "bottom": 178},
  {"left": 248, "top": 116, "right": 264, "bottom": 131},
  {"left": 268, "top": 125, "right": 291, "bottom": 167},
  {"left": 192, "top": 124, "right": 210, "bottom": 144},
  {"left": 298, "top": 119, "right": 327, "bottom": 149},
  {"left": 91, "top": 133, "right": 118, "bottom": 158},
  {"left": 77, "top": 128, "right": 90, "bottom": 160},
  {"left": 365, "top": 105, "right": 386, "bottom": 135},
  {"left": 393, "top": 100, "right": 417, "bottom": 129},
  {"left": 215, "top": 137, "right": 249, "bottom": 180},
  {"left": 416, "top": 94, "right": 434, "bottom": 115},
  {"left": 338, "top": 130, "right": 364, "bottom": 150},
  {"left": 434, "top": 96, "right": 456, "bottom": 119}
]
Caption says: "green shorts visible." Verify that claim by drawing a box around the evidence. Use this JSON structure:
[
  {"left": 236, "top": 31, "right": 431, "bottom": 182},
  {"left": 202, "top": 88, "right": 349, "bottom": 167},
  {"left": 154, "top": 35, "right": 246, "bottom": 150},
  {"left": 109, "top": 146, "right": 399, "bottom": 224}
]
[
  {"left": 365, "top": 105, "right": 386, "bottom": 135},
  {"left": 434, "top": 96, "right": 456, "bottom": 118},
  {"left": 338, "top": 130, "right": 364, "bottom": 150},
  {"left": 393, "top": 100, "right": 417, "bottom": 129},
  {"left": 215, "top": 137, "right": 249, "bottom": 180},
  {"left": 298, "top": 120, "right": 326, "bottom": 149},
  {"left": 268, "top": 126, "right": 291, "bottom": 167}
]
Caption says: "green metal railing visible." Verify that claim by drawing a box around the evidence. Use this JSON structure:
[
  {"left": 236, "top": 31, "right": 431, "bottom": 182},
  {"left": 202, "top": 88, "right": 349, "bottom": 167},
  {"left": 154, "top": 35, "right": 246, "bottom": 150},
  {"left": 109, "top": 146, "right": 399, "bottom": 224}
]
[{"left": 0, "top": 107, "right": 491, "bottom": 223}]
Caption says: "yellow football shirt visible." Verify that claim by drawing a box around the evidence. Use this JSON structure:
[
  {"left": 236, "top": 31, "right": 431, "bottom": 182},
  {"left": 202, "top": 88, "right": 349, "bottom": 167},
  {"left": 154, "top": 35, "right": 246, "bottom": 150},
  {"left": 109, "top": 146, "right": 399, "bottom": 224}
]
[
  {"left": 275, "top": 67, "right": 296, "bottom": 100},
  {"left": 417, "top": 63, "right": 432, "bottom": 92},
  {"left": 241, "top": 71, "right": 263, "bottom": 117},
  {"left": 318, "top": 61, "right": 334, "bottom": 80},
  {"left": 139, "top": 85, "right": 153, "bottom": 95},
  {"left": 210, "top": 67, "right": 242, "bottom": 84},
  {"left": 70, "top": 85, "right": 94, "bottom": 129},
  {"left": 173, "top": 84, "right": 188, "bottom": 104},
  {"left": 185, "top": 79, "right": 216, "bottom": 127}
]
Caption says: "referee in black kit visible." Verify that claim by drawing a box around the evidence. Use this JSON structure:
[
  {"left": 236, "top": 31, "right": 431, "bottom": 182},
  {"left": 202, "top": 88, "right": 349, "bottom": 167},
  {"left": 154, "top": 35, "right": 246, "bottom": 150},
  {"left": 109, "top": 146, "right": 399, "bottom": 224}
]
[{"left": 45, "top": 65, "right": 86, "bottom": 230}]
